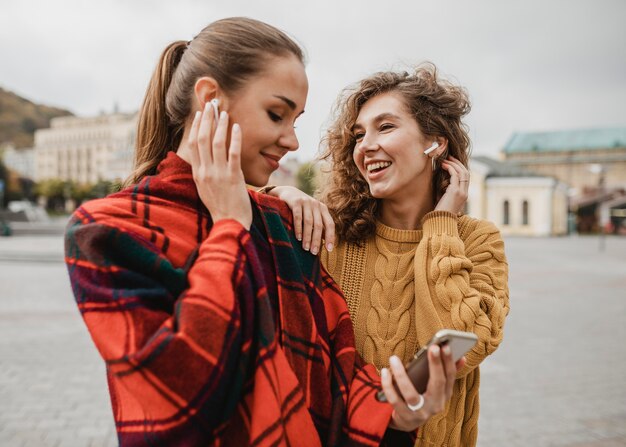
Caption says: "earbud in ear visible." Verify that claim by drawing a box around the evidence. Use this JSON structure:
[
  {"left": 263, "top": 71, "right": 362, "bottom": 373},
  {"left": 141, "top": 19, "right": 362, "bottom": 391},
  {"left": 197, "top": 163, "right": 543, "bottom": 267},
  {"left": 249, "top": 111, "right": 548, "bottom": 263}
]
[
  {"left": 424, "top": 142, "right": 439, "bottom": 155},
  {"left": 210, "top": 98, "right": 220, "bottom": 122}
]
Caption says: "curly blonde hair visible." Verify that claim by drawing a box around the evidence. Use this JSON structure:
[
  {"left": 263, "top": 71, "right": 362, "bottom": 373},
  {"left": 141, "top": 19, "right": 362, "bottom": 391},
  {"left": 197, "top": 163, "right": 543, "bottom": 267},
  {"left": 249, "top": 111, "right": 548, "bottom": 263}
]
[{"left": 319, "top": 63, "right": 471, "bottom": 244}]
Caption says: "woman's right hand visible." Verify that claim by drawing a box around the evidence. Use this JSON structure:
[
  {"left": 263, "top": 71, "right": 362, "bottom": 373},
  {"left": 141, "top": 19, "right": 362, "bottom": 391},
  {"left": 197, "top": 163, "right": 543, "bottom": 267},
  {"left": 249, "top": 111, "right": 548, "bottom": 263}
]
[
  {"left": 382, "top": 345, "right": 465, "bottom": 432},
  {"left": 267, "top": 186, "right": 335, "bottom": 255},
  {"left": 188, "top": 103, "right": 252, "bottom": 230}
]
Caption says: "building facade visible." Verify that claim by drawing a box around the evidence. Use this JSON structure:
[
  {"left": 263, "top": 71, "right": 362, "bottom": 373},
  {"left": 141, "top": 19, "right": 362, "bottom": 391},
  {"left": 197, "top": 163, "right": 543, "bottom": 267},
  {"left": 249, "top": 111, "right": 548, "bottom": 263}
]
[
  {"left": 34, "top": 113, "right": 137, "bottom": 184},
  {"left": 501, "top": 127, "right": 626, "bottom": 194},
  {"left": 1, "top": 145, "right": 35, "bottom": 179},
  {"left": 468, "top": 156, "right": 569, "bottom": 236}
]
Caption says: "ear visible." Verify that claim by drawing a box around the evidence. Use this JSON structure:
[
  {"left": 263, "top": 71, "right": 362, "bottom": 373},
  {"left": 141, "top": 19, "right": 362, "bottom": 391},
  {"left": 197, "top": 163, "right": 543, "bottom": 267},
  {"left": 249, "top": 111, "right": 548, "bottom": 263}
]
[
  {"left": 432, "top": 136, "right": 448, "bottom": 158},
  {"left": 193, "top": 77, "right": 223, "bottom": 112}
]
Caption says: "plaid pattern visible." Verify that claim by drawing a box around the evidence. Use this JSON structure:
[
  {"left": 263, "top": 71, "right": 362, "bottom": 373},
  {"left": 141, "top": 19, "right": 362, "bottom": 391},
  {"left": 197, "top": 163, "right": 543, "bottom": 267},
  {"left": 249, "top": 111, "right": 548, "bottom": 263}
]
[{"left": 65, "top": 152, "right": 411, "bottom": 447}]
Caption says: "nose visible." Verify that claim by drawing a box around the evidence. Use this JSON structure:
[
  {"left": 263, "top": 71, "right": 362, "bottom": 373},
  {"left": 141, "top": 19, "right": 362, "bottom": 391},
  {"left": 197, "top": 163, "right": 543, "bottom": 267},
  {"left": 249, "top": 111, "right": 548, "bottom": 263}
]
[
  {"left": 279, "top": 126, "right": 299, "bottom": 152},
  {"left": 355, "top": 133, "right": 379, "bottom": 155}
]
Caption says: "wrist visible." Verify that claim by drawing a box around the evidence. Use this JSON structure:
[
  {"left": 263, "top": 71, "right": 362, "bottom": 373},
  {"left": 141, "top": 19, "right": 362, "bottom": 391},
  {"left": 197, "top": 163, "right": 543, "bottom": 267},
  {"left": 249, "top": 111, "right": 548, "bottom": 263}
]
[
  {"left": 257, "top": 185, "right": 277, "bottom": 196},
  {"left": 212, "top": 215, "right": 251, "bottom": 231},
  {"left": 390, "top": 412, "right": 427, "bottom": 431}
]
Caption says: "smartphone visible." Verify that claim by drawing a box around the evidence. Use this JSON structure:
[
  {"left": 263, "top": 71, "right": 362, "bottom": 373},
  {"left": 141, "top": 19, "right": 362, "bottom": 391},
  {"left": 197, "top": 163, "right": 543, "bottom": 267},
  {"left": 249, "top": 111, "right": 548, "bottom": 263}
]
[{"left": 375, "top": 329, "right": 478, "bottom": 402}]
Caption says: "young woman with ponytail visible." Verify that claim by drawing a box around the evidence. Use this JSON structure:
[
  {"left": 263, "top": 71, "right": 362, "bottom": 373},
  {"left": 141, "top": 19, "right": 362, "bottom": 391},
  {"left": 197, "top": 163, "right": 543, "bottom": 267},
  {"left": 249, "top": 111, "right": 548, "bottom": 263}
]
[
  {"left": 268, "top": 64, "right": 510, "bottom": 446},
  {"left": 63, "top": 18, "right": 460, "bottom": 446}
]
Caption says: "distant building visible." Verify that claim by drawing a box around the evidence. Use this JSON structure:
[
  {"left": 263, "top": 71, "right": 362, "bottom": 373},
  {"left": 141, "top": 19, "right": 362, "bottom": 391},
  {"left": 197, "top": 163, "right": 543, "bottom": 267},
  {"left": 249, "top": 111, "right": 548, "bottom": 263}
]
[
  {"left": 1, "top": 145, "right": 35, "bottom": 179},
  {"left": 599, "top": 194, "right": 626, "bottom": 234},
  {"left": 34, "top": 113, "right": 137, "bottom": 184},
  {"left": 469, "top": 156, "right": 569, "bottom": 236},
  {"left": 268, "top": 157, "right": 300, "bottom": 187},
  {"left": 502, "top": 127, "right": 626, "bottom": 194}
]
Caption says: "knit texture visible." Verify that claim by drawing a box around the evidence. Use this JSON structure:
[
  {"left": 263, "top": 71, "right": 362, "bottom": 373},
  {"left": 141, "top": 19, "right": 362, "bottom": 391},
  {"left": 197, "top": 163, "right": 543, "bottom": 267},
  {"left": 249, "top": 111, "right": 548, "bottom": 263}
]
[
  {"left": 65, "top": 152, "right": 416, "bottom": 447},
  {"left": 321, "top": 211, "right": 509, "bottom": 447}
]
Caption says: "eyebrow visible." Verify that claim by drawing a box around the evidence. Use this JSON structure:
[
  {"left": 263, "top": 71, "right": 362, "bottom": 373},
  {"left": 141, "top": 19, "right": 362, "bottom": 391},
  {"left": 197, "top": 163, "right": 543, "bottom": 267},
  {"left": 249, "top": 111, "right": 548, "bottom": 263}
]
[
  {"left": 274, "top": 95, "right": 300, "bottom": 112},
  {"left": 352, "top": 112, "right": 401, "bottom": 132}
]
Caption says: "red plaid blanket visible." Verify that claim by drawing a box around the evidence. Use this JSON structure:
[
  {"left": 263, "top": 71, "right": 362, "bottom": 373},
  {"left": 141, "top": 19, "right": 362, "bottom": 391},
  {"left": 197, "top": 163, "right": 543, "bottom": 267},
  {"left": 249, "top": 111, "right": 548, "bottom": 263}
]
[{"left": 65, "top": 152, "right": 412, "bottom": 446}]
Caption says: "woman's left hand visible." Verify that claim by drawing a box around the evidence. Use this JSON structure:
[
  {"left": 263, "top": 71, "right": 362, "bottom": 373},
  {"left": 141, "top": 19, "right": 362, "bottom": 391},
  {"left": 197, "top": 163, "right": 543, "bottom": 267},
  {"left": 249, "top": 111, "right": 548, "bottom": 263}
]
[
  {"left": 267, "top": 186, "right": 335, "bottom": 255},
  {"left": 434, "top": 155, "right": 469, "bottom": 214}
]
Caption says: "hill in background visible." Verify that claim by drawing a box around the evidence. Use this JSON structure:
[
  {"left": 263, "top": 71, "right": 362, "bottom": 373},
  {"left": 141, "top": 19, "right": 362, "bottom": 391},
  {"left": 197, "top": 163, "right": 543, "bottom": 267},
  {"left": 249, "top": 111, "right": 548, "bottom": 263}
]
[{"left": 0, "top": 87, "right": 73, "bottom": 148}]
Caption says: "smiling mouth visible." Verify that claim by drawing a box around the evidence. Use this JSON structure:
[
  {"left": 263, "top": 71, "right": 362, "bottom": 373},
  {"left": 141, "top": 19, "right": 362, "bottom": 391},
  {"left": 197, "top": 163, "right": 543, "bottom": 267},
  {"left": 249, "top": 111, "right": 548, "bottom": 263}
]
[
  {"left": 261, "top": 153, "right": 281, "bottom": 170},
  {"left": 366, "top": 161, "right": 392, "bottom": 174}
]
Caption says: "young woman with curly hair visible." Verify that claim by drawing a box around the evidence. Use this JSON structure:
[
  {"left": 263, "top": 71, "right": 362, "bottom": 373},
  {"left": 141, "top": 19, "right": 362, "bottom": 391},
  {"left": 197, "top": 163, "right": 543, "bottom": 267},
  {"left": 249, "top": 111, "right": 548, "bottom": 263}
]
[{"left": 267, "top": 63, "right": 510, "bottom": 446}]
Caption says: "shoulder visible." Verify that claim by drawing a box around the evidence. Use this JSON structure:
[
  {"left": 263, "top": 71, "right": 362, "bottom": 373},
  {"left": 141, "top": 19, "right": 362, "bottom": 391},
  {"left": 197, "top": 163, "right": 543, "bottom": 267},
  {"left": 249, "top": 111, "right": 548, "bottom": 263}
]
[
  {"left": 458, "top": 215, "right": 506, "bottom": 258},
  {"left": 66, "top": 185, "right": 166, "bottom": 253},
  {"left": 458, "top": 215, "right": 502, "bottom": 240},
  {"left": 250, "top": 190, "right": 294, "bottom": 226},
  {"left": 70, "top": 190, "right": 144, "bottom": 233}
]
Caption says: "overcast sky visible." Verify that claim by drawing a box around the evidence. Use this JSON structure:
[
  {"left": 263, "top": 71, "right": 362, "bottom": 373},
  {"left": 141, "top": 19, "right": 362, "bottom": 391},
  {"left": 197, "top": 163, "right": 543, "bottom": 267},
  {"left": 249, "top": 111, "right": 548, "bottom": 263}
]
[{"left": 1, "top": 0, "right": 624, "bottom": 161}]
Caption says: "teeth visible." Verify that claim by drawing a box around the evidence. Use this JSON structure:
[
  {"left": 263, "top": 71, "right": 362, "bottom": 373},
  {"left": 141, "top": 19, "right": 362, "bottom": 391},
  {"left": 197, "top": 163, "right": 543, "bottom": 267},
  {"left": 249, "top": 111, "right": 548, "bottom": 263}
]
[{"left": 366, "top": 161, "right": 392, "bottom": 172}]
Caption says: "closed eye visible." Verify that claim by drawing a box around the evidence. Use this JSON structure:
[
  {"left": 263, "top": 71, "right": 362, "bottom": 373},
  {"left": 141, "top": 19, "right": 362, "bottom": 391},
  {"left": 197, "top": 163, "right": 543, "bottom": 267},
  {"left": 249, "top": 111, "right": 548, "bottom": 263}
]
[{"left": 268, "top": 111, "right": 283, "bottom": 122}]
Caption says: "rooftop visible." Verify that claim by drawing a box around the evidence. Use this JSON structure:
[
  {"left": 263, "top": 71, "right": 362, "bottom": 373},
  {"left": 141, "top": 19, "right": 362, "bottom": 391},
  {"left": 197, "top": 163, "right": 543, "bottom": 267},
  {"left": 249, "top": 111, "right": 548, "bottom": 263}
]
[
  {"left": 503, "top": 127, "right": 626, "bottom": 154},
  {"left": 471, "top": 155, "right": 545, "bottom": 178}
]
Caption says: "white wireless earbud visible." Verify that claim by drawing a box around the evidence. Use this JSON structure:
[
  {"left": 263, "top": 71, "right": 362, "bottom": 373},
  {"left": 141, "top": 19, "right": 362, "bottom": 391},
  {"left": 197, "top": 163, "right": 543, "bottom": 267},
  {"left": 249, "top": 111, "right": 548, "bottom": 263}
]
[
  {"left": 210, "top": 98, "right": 220, "bottom": 122},
  {"left": 424, "top": 142, "right": 439, "bottom": 155}
]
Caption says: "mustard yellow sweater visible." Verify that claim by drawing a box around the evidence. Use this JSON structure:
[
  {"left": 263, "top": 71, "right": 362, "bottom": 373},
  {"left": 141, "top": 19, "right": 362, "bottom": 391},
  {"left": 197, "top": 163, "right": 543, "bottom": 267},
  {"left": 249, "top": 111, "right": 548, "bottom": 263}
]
[{"left": 320, "top": 211, "right": 509, "bottom": 447}]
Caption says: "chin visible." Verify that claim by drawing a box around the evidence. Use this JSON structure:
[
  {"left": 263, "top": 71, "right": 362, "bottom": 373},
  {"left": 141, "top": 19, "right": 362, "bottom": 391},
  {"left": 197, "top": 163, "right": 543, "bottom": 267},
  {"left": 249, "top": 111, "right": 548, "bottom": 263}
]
[
  {"left": 244, "top": 172, "right": 271, "bottom": 188},
  {"left": 368, "top": 184, "right": 390, "bottom": 199}
]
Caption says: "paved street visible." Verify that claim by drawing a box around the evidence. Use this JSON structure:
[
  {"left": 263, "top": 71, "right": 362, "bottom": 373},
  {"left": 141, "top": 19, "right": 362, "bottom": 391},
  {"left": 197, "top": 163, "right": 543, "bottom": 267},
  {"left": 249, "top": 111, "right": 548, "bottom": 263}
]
[
  {"left": 478, "top": 236, "right": 626, "bottom": 447},
  {"left": 0, "top": 233, "right": 625, "bottom": 446}
]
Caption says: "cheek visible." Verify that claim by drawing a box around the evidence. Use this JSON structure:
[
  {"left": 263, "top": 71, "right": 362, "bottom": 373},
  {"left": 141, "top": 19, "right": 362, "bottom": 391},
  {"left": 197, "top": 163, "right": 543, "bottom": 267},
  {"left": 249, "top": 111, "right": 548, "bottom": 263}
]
[{"left": 352, "top": 147, "right": 364, "bottom": 172}]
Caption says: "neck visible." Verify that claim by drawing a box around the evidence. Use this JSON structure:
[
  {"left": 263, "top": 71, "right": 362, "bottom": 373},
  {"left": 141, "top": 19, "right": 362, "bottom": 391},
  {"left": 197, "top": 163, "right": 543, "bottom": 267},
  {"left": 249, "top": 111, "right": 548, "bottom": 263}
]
[
  {"left": 379, "top": 187, "right": 435, "bottom": 230},
  {"left": 175, "top": 124, "right": 193, "bottom": 165}
]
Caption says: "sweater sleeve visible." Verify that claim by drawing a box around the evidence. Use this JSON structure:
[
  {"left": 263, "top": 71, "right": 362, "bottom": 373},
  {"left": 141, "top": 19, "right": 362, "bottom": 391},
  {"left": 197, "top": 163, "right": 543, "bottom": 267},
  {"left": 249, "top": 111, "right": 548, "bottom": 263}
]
[
  {"left": 65, "top": 212, "right": 258, "bottom": 432},
  {"left": 420, "top": 211, "right": 510, "bottom": 375}
]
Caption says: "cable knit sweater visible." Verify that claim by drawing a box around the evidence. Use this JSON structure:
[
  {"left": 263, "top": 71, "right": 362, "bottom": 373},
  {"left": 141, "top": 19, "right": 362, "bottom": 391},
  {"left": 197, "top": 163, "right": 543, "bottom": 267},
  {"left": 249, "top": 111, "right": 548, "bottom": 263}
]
[{"left": 320, "top": 211, "right": 509, "bottom": 447}]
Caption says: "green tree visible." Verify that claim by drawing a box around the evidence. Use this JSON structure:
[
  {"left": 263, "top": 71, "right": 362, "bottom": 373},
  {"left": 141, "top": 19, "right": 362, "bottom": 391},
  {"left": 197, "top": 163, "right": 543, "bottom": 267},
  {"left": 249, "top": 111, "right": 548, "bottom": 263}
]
[
  {"left": 295, "top": 161, "right": 318, "bottom": 196},
  {"left": 35, "top": 179, "right": 67, "bottom": 212},
  {"left": 90, "top": 180, "right": 116, "bottom": 199}
]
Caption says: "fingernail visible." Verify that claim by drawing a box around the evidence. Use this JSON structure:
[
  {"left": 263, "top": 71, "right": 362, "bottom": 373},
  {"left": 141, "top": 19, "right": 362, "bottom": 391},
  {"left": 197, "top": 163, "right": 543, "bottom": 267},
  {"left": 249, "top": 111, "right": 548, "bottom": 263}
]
[
  {"left": 311, "top": 247, "right": 318, "bottom": 255},
  {"left": 390, "top": 355, "right": 402, "bottom": 367},
  {"left": 204, "top": 102, "right": 211, "bottom": 111},
  {"left": 194, "top": 111, "right": 201, "bottom": 121},
  {"left": 304, "top": 244, "right": 309, "bottom": 251},
  {"left": 381, "top": 368, "right": 389, "bottom": 379},
  {"left": 296, "top": 235, "right": 302, "bottom": 241},
  {"left": 232, "top": 123, "right": 240, "bottom": 133},
  {"left": 326, "top": 242, "right": 333, "bottom": 252},
  {"left": 431, "top": 345, "right": 441, "bottom": 357},
  {"left": 220, "top": 111, "right": 227, "bottom": 119},
  {"left": 442, "top": 345, "right": 451, "bottom": 356}
]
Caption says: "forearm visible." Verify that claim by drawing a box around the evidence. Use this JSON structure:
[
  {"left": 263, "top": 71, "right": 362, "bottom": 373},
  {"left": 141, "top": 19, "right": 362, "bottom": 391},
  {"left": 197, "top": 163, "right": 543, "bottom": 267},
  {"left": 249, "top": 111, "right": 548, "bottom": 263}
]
[{"left": 421, "top": 212, "right": 509, "bottom": 372}]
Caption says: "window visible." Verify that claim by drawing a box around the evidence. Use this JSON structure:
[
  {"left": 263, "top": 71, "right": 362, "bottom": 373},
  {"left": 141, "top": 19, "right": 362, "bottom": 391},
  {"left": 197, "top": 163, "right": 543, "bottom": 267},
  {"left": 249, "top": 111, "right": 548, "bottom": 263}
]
[
  {"left": 503, "top": 200, "right": 510, "bottom": 225},
  {"left": 522, "top": 200, "right": 529, "bottom": 225}
]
